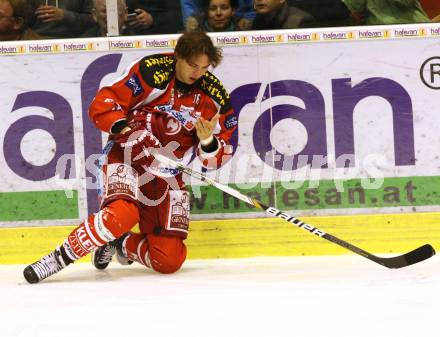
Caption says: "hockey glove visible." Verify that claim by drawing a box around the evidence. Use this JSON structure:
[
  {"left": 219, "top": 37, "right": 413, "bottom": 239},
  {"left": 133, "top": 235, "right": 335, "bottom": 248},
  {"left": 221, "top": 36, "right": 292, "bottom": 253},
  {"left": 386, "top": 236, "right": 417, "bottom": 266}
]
[{"left": 114, "top": 115, "right": 161, "bottom": 167}]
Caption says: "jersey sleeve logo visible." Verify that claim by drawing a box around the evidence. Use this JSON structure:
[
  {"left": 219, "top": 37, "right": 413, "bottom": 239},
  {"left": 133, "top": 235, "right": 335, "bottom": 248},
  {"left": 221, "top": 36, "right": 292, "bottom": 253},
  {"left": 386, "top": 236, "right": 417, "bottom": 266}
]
[
  {"left": 125, "top": 73, "right": 144, "bottom": 97},
  {"left": 224, "top": 114, "right": 238, "bottom": 130}
]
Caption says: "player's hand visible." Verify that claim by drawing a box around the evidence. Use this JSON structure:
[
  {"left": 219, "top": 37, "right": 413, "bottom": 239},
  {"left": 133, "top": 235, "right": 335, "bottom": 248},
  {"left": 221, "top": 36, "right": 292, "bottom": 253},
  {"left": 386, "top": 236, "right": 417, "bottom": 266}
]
[
  {"left": 132, "top": 9, "right": 153, "bottom": 28},
  {"left": 114, "top": 115, "right": 161, "bottom": 166},
  {"left": 36, "top": 6, "right": 64, "bottom": 23},
  {"left": 195, "top": 115, "right": 220, "bottom": 144}
]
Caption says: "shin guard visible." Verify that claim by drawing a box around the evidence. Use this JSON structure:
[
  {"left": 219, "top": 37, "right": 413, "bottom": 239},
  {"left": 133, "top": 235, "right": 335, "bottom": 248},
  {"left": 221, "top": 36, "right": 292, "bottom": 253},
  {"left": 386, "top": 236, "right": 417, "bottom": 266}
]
[{"left": 64, "top": 200, "right": 140, "bottom": 260}]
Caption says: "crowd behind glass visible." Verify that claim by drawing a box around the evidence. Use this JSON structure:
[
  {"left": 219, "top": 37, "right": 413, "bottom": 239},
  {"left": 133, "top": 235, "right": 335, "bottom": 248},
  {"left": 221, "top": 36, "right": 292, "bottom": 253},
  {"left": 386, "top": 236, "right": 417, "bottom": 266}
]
[{"left": 0, "top": 0, "right": 439, "bottom": 42}]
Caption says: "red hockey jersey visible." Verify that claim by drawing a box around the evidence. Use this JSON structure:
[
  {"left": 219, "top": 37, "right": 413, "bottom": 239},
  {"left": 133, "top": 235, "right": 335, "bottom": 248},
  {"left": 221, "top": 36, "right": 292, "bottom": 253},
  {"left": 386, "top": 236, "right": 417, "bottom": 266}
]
[{"left": 89, "top": 53, "right": 237, "bottom": 169}]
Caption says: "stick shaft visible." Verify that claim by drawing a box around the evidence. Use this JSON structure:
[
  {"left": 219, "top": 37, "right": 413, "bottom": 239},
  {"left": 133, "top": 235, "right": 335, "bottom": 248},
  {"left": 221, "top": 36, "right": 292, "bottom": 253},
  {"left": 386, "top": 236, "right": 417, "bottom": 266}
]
[{"left": 154, "top": 154, "right": 435, "bottom": 268}]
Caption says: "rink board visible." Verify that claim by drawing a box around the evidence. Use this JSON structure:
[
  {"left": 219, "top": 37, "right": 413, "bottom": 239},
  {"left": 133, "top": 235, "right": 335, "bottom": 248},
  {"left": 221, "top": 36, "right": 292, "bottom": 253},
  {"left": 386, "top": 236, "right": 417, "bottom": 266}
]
[
  {"left": 1, "top": 24, "right": 440, "bottom": 226},
  {"left": 1, "top": 212, "right": 439, "bottom": 264}
]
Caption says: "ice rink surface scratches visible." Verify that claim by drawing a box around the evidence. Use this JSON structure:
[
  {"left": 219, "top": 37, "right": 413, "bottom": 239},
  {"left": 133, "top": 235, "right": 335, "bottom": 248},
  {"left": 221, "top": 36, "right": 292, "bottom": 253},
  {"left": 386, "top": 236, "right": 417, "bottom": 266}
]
[{"left": 1, "top": 255, "right": 438, "bottom": 337}]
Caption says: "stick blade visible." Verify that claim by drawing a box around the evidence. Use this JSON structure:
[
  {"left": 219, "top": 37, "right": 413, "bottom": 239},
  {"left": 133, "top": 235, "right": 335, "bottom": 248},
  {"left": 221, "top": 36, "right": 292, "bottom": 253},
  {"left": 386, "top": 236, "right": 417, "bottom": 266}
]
[{"left": 379, "top": 244, "right": 435, "bottom": 269}]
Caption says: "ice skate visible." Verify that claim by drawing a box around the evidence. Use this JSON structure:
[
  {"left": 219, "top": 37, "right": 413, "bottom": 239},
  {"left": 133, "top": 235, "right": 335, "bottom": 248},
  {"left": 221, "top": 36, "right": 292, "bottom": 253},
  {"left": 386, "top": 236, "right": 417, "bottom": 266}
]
[
  {"left": 91, "top": 234, "right": 132, "bottom": 270},
  {"left": 23, "top": 247, "right": 70, "bottom": 284},
  {"left": 91, "top": 243, "right": 116, "bottom": 270}
]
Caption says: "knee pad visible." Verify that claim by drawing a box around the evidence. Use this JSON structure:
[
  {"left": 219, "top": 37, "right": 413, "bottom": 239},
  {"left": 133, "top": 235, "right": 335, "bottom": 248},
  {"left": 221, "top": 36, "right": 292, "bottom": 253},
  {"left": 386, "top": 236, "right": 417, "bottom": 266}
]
[
  {"left": 148, "top": 236, "right": 187, "bottom": 274},
  {"left": 101, "top": 199, "right": 140, "bottom": 238}
]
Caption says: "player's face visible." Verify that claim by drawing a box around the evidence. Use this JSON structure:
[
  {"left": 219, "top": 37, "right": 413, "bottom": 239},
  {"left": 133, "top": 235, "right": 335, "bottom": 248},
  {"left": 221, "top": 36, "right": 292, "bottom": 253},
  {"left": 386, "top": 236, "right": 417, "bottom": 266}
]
[
  {"left": 93, "top": 1, "right": 108, "bottom": 34},
  {"left": 253, "top": 0, "right": 285, "bottom": 14},
  {"left": 175, "top": 54, "right": 211, "bottom": 85},
  {"left": 207, "top": 0, "right": 234, "bottom": 31}
]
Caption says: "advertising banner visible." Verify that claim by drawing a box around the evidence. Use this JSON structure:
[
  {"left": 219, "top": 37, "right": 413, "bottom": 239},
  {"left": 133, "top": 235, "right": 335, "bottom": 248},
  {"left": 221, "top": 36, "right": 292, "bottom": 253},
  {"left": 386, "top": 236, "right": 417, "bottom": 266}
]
[{"left": 1, "top": 30, "right": 440, "bottom": 226}]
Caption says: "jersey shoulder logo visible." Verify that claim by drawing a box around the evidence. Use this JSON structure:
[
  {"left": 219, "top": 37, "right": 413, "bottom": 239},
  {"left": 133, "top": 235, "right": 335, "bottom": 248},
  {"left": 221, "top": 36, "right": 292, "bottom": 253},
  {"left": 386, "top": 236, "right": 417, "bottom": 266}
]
[
  {"left": 199, "top": 71, "right": 231, "bottom": 113},
  {"left": 139, "top": 54, "right": 174, "bottom": 89}
]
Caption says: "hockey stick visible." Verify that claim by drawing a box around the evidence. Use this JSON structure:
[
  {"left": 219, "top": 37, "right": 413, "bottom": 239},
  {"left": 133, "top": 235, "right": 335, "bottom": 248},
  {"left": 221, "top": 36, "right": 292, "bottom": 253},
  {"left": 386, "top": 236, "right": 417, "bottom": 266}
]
[{"left": 154, "top": 153, "right": 435, "bottom": 269}]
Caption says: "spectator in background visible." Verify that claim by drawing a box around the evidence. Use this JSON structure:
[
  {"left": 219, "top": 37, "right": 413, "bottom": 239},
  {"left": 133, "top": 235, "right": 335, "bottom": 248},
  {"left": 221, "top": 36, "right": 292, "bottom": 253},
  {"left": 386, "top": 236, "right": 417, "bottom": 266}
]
[
  {"left": 125, "top": 0, "right": 154, "bottom": 34},
  {"left": 30, "top": 0, "right": 95, "bottom": 39},
  {"left": 185, "top": 0, "right": 240, "bottom": 32},
  {"left": 88, "top": 0, "right": 127, "bottom": 36},
  {"left": 181, "top": 0, "right": 199, "bottom": 24},
  {"left": 0, "top": 0, "right": 41, "bottom": 40},
  {"left": 227, "top": 0, "right": 255, "bottom": 29},
  {"left": 160, "top": 0, "right": 184, "bottom": 33},
  {"left": 252, "top": 0, "right": 315, "bottom": 30},
  {"left": 342, "top": 0, "right": 430, "bottom": 25},
  {"left": 288, "top": 0, "right": 355, "bottom": 27},
  {"left": 182, "top": 0, "right": 254, "bottom": 31},
  {"left": 126, "top": 0, "right": 183, "bottom": 35}
]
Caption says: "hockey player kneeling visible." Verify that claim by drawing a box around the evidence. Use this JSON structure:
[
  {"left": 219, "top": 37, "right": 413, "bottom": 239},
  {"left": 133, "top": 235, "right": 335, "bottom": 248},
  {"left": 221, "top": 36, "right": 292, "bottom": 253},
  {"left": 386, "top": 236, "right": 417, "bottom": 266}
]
[{"left": 23, "top": 31, "right": 237, "bottom": 283}]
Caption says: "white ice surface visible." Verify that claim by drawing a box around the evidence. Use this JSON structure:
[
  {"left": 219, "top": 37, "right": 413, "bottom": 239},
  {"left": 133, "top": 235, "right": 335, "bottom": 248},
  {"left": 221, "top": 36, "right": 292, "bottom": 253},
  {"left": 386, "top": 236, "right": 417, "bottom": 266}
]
[{"left": 0, "top": 255, "right": 438, "bottom": 337}]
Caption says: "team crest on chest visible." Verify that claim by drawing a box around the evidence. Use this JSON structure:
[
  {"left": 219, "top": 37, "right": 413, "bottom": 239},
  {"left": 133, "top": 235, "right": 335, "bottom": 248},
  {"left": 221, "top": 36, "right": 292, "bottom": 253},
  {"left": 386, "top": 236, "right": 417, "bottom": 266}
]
[{"left": 165, "top": 115, "right": 182, "bottom": 135}]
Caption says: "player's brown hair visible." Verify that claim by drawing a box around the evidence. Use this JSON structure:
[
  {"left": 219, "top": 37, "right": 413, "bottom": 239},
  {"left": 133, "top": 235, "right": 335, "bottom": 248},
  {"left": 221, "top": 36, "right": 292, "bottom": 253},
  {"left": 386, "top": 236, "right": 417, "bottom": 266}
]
[{"left": 174, "top": 31, "right": 223, "bottom": 68}]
